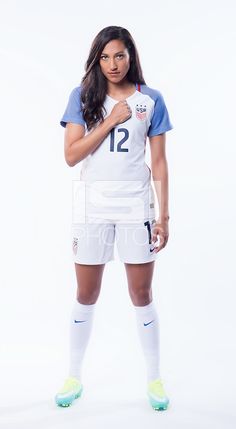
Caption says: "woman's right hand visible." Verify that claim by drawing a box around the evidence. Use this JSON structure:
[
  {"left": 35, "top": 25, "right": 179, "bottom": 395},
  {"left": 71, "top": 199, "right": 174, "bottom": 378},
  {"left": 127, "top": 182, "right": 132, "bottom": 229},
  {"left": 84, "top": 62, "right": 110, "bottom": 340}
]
[{"left": 109, "top": 100, "right": 132, "bottom": 126}]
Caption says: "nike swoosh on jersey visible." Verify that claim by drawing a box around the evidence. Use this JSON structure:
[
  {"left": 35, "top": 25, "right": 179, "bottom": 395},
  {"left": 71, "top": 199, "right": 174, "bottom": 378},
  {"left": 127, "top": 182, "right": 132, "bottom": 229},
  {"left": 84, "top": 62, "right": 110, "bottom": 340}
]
[
  {"left": 144, "top": 320, "right": 154, "bottom": 326},
  {"left": 74, "top": 320, "right": 86, "bottom": 323}
]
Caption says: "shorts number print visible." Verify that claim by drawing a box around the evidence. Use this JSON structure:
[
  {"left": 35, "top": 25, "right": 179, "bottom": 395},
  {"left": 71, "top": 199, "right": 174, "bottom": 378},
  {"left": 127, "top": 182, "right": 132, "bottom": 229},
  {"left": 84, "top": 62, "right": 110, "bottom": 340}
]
[{"left": 72, "top": 237, "right": 78, "bottom": 255}]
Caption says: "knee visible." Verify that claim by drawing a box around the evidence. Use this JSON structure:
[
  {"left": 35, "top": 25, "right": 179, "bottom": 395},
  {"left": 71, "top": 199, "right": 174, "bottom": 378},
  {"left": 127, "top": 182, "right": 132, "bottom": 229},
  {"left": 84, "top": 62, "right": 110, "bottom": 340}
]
[
  {"left": 76, "top": 290, "right": 99, "bottom": 305},
  {"left": 129, "top": 285, "right": 152, "bottom": 306}
]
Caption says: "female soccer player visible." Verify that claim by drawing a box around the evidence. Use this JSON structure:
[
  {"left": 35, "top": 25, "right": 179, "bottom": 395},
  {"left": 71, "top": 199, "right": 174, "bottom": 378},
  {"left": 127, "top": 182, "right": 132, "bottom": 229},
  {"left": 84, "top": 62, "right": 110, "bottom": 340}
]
[{"left": 55, "top": 25, "right": 173, "bottom": 411}]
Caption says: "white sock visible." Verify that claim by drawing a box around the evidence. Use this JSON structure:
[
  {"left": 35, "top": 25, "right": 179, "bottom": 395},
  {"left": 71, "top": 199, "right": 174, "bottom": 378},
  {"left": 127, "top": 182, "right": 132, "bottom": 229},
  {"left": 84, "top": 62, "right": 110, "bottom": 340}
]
[
  {"left": 133, "top": 301, "right": 161, "bottom": 383},
  {"left": 68, "top": 300, "right": 96, "bottom": 381}
]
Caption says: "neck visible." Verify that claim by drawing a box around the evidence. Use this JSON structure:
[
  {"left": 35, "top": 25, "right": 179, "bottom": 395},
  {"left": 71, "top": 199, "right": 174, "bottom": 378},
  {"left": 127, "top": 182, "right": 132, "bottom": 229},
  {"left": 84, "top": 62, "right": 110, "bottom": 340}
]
[{"left": 107, "top": 80, "right": 136, "bottom": 96}]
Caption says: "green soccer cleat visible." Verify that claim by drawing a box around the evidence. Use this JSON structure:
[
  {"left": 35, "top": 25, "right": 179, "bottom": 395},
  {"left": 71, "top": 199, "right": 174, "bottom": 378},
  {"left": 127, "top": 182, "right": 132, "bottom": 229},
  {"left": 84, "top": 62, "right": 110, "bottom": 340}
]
[
  {"left": 147, "top": 378, "right": 169, "bottom": 411},
  {"left": 55, "top": 376, "right": 83, "bottom": 407}
]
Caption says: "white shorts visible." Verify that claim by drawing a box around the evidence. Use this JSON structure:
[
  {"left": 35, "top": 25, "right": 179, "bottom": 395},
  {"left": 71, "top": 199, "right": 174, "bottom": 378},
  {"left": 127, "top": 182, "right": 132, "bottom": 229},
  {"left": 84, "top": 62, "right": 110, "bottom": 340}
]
[{"left": 71, "top": 216, "right": 158, "bottom": 265}]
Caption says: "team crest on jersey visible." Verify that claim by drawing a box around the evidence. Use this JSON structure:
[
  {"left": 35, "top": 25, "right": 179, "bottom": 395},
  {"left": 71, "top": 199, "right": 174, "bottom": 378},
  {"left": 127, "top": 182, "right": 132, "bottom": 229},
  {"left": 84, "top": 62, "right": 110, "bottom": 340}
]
[
  {"left": 72, "top": 237, "right": 78, "bottom": 255},
  {"left": 135, "top": 104, "right": 147, "bottom": 121}
]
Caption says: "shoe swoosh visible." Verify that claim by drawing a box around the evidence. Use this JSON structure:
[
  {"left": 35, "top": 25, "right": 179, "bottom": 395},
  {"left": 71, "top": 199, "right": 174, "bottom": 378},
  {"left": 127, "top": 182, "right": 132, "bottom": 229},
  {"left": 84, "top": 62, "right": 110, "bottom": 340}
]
[
  {"left": 144, "top": 320, "right": 154, "bottom": 326},
  {"left": 74, "top": 320, "right": 86, "bottom": 323}
]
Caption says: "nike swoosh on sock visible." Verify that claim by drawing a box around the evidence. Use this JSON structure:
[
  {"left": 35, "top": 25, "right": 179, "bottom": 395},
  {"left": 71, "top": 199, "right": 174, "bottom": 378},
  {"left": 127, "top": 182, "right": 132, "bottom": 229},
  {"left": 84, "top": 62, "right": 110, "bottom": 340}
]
[{"left": 144, "top": 320, "right": 154, "bottom": 326}]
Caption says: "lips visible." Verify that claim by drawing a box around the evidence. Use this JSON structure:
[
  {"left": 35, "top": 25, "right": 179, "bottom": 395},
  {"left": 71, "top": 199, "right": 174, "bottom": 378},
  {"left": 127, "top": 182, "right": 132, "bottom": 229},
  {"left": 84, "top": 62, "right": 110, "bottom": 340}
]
[{"left": 109, "top": 72, "right": 120, "bottom": 75}]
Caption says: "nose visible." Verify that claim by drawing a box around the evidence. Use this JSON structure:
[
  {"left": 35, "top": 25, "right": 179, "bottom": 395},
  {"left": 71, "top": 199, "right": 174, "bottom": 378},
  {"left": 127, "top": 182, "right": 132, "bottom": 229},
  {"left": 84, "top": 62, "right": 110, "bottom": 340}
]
[{"left": 110, "top": 58, "right": 118, "bottom": 71}]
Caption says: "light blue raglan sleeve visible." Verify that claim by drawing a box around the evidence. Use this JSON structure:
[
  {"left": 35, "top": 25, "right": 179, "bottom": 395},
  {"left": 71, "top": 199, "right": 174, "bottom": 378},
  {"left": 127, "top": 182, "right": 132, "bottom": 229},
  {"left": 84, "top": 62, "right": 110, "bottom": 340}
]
[
  {"left": 60, "top": 86, "right": 86, "bottom": 128},
  {"left": 148, "top": 91, "right": 173, "bottom": 137}
]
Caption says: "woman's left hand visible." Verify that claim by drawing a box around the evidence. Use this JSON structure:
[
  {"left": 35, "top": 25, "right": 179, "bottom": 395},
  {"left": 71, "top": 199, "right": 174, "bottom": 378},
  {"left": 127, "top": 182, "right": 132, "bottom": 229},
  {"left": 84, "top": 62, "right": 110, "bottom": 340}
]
[{"left": 151, "top": 219, "right": 169, "bottom": 253}]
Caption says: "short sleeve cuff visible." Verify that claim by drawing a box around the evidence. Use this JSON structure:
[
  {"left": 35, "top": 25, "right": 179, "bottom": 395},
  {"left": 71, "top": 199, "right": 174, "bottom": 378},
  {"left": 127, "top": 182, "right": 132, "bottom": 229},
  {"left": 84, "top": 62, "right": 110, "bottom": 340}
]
[
  {"left": 148, "top": 123, "right": 173, "bottom": 137},
  {"left": 60, "top": 117, "right": 86, "bottom": 128}
]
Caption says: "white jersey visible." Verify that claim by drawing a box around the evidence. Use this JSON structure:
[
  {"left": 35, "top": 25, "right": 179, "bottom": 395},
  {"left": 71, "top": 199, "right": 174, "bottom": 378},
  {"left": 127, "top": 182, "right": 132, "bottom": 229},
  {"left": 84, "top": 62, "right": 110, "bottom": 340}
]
[{"left": 60, "top": 83, "right": 173, "bottom": 222}]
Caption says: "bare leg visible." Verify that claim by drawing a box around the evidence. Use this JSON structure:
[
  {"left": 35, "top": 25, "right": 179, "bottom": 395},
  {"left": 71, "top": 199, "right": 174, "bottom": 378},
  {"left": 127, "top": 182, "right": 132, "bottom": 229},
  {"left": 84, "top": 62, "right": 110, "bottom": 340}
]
[
  {"left": 124, "top": 261, "right": 155, "bottom": 306},
  {"left": 74, "top": 262, "right": 106, "bottom": 304}
]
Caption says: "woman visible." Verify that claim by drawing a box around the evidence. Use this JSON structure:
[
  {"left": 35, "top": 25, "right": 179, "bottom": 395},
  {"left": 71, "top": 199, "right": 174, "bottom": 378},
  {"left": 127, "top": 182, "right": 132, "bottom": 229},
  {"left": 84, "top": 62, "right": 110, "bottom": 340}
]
[{"left": 55, "top": 25, "right": 173, "bottom": 411}]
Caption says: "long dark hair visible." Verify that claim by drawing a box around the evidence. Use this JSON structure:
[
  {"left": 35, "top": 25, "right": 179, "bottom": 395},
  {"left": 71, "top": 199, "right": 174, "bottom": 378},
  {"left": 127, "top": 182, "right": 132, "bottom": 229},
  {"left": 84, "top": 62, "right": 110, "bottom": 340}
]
[{"left": 80, "top": 26, "right": 146, "bottom": 131}]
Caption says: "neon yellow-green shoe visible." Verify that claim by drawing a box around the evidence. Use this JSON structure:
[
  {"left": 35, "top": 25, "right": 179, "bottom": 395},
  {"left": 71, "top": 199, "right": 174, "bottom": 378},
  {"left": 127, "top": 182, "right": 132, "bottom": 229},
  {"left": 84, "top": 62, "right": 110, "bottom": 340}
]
[
  {"left": 147, "top": 378, "right": 169, "bottom": 411},
  {"left": 55, "top": 376, "right": 83, "bottom": 407}
]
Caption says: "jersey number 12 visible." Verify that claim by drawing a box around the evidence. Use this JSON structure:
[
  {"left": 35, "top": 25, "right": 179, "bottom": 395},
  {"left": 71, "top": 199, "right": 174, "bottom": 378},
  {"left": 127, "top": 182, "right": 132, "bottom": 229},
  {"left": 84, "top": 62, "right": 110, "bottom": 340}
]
[{"left": 110, "top": 128, "right": 129, "bottom": 152}]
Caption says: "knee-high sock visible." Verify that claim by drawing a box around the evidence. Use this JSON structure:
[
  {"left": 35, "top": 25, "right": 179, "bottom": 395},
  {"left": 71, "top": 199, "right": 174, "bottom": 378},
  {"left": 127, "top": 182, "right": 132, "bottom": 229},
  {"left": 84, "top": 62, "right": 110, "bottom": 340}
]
[
  {"left": 68, "top": 300, "right": 96, "bottom": 380},
  {"left": 133, "top": 301, "right": 161, "bottom": 383}
]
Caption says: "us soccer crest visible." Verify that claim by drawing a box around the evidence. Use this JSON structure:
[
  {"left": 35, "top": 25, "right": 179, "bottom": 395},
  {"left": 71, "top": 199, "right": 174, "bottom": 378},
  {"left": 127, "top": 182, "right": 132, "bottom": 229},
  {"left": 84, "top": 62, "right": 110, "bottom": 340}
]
[{"left": 135, "top": 104, "right": 147, "bottom": 121}]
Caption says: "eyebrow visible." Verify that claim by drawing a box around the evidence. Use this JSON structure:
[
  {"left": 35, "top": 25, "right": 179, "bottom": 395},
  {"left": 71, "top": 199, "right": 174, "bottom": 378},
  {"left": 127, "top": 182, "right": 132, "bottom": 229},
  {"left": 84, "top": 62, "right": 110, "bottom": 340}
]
[{"left": 100, "top": 51, "right": 125, "bottom": 55}]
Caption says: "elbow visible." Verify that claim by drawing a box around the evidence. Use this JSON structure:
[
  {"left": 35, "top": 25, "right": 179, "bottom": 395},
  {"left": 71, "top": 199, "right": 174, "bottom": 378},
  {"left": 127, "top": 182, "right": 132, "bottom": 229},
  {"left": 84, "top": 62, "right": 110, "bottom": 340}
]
[
  {"left": 64, "top": 146, "right": 79, "bottom": 166},
  {"left": 65, "top": 153, "right": 76, "bottom": 167},
  {"left": 66, "top": 160, "right": 76, "bottom": 167},
  {"left": 151, "top": 158, "right": 168, "bottom": 179},
  {"left": 65, "top": 152, "right": 86, "bottom": 166},
  {"left": 151, "top": 157, "right": 168, "bottom": 171},
  {"left": 64, "top": 145, "right": 85, "bottom": 166}
]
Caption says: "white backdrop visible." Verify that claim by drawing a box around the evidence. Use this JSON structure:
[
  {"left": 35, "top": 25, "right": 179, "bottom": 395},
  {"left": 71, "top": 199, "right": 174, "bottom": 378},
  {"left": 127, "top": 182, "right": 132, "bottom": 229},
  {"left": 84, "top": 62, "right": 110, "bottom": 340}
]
[{"left": 0, "top": 0, "right": 235, "bottom": 428}]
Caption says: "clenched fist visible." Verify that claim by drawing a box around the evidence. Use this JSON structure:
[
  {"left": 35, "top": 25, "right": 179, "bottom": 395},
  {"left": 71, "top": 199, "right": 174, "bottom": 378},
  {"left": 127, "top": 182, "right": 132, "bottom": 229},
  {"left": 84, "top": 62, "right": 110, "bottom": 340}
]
[{"left": 109, "top": 100, "right": 132, "bottom": 126}]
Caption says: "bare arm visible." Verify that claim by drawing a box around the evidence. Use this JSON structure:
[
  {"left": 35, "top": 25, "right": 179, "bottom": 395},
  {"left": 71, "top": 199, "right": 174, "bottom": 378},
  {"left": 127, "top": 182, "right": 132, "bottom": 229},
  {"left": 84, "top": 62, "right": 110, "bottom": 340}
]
[
  {"left": 149, "top": 133, "right": 170, "bottom": 252},
  {"left": 149, "top": 133, "right": 170, "bottom": 223},
  {"left": 64, "top": 100, "right": 132, "bottom": 167}
]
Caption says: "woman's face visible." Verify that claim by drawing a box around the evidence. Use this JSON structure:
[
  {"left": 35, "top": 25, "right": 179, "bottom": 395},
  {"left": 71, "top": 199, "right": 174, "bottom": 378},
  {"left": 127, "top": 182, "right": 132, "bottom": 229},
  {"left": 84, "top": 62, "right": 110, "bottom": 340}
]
[{"left": 99, "top": 39, "right": 130, "bottom": 84}]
